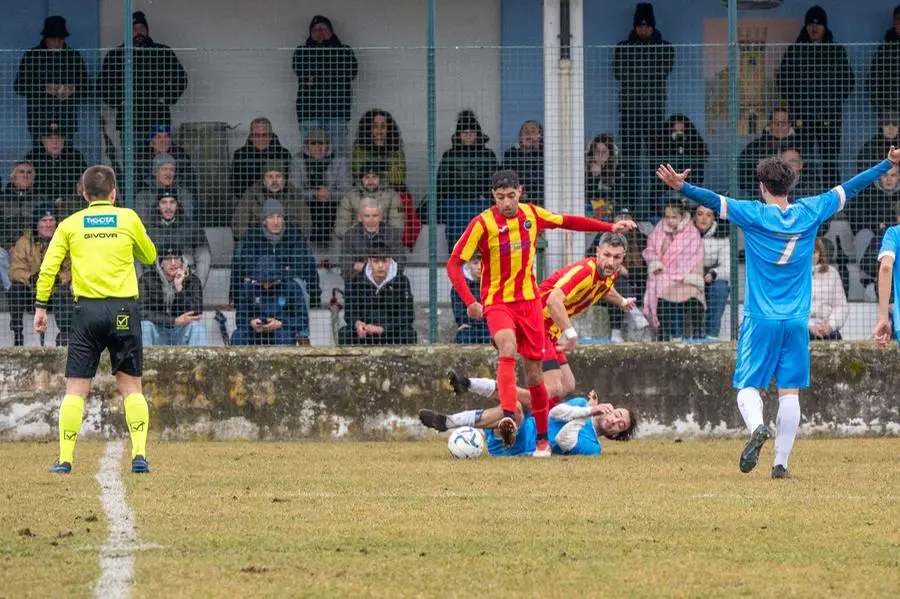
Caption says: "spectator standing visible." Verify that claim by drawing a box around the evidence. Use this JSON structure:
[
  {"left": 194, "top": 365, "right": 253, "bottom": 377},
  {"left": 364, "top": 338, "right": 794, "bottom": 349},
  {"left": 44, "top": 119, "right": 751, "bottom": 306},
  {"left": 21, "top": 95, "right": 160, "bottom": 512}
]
[
  {"left": 437, "top": 110, "right": 498, "bottom": 248},
  {"left": 693, "top": 205, "right": 730, "bottom": 340},
  {"left": 293, "top": 15, "right": 358, "bottom": 157},
  {"left": 452, "top": 250, "right": 491, "bottom": 344},
  {"left": 292, "top": 128, "right": 349, "bottom": 248},
  {"left": 339, "top": 198, "right": 404, "bottom": 283},
  {"left": 229, "top": 117, "right": 293, "bottom": 201},
  {"left": 351, "top": 109, "right": 407, "bottom": 191},
  {"left": 334, "top": 160, "right": 405, "bottom": 241},
  {"left": 738, "top": 108, "right": 810, "bottom": 195},
  {"left": 642, "top": 200, "right": 705, "bottom": 340},
  {"left": 613, "top": 2, "right": 675, "bottom": 207},
  {"left": 857, "top": 114, "right": 900, "bottom": 172},
  {"left": 777, "top": 5, "right": 854, "bottom": 186},
  {"left": 143, "top": 192, "right": 210, "bottom": 285},
  {"left": 25, "top": 121, "right": 86, "bottom": 200},
  {"left": 809, "top": 237, "right": 847, "bottom": 341},
  {"left": 7, "top": 206, "right": 73, "bottom": 346},
  {"left": 232, "top": 255, "right": 310, "bottom": 346},
  {"left": 232, "top": 161, "right": 312, "bottom": 242},
  {"left": 98, "top": 11, "right": 188, "bottom": 153},
  {"left": 584, "top": 134, "right": 624, "bottom": 221},
  {"left": 338, "top": 244, "right": 416, "bottom": 345},
  {"left": 14, "top": 16, "right": 88, "bottom": 141},
  {"left": 866, "top": 6, "right": 900, "bottom": 124},
  {"left": 138, "top": 247, "right": 206, "bottom": 346},
  {"left": 136, "top": 125, "right": 198, "bottom": 193},
  {"left": 135, "top": 154, "right": 198, "bottom": 222},
  {"left": 503, "top": 121, "right": 544, "bottom": 205}
]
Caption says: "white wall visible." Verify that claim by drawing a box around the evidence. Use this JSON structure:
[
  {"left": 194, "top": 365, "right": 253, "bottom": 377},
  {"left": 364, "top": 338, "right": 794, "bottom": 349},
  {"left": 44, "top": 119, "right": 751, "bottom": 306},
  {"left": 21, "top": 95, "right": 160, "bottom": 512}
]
[{"left": 99, "top": 0, "right": 502, "bottom": 196}]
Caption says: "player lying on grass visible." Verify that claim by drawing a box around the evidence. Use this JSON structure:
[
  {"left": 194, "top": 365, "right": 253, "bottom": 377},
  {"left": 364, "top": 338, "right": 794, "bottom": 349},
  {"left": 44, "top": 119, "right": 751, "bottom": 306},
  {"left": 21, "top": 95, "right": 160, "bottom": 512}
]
[
  {"left": 420, "top": 391, "right": 636, "bottom": 457},
  {"left": 445, "top": 232, "right": 637, "bottom": 411},
  {"left": 656, "top": 146, "right": 900, "bottom": 479}
]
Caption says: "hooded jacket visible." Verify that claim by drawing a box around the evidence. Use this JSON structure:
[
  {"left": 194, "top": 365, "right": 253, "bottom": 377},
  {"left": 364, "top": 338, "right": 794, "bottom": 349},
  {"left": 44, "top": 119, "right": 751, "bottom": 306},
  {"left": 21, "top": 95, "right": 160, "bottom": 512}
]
[
  {"left": 339, "top": 260, "right": 416, "bottom": 345},
  {"left": 292, "top": 31, "right": 358, "bottom": 121},
  {"left": 777, "top": 25, "right": 854, "bottom": 120},
  {"left": 333, "top": 176, "right": 406, "bottom": 240},
  {"left": 437, "top": 111, "right": 498, "bottom": 201},
  {"left": 231, "top": 224, "right": 320, "bottom": 307},
  {"left": 229, "top": 132, "right": 293, "bottom": 199},
  {"left": 642, "top": 212, "right": 705, "bottom": 329},
  {"left": 14, "top": 41, "right": 88, "bottom": 136},
  {"left": 232, "top": 183, "right": 313, "bottom": 241},
  {"left": 137, "top": 265, "right": 203, "bottom": 327},
  {"left": 697, "top": 220, "right": 730, "bottom": 281},
  {"left": 867, "top": 28, "right": 900, "bottom": 117},
  {"left": 612, "top": 29, "right": 675, "bottom": 113}
]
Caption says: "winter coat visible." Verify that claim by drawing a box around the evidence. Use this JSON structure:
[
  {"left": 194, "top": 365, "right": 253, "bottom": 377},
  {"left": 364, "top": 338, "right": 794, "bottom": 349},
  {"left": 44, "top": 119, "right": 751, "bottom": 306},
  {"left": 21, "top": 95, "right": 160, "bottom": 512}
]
[
  {"left": 649, "top": 118, "right": 709, "bottom": 185},
  {"left": 292, "top": 35, "right": 358, "bottom": 122},
  {"left": 437, "top": 144, "right": 498, "bottom": 201},
  {"left": 612, "top": 29, "right": 675, "bottom": 114},
  {"left": 738, "top": 129, "right": 811, "bottom": 194},
  {"left": 698, "top": 220, "right": 730, "bottom": 281},
  {"left": 809, "top": 265, "right": 847, "bottom": 333},
  {"left": 138, "top": 268, "right": 203, "bottom": 327},
  {"left": 291, "top": 153, "right": 350, "bottom": 205},
  {"left": 9, "top": 229, "right": 71, "bottom": 286},
  {"left": 14, "top": 42, "right": 88, "bottom": 136},
  {"left": 848, "top": 179, "right": 900, "bottom": 234},
  {"left": 143, "top": 212, "right": 210, "bottom": 283},
  {"left": 451, "top": 265, "right": 490, "bottom": 344},
  {"left": 642, "top": 213, "right": 705, "bottom": 329},
  {"left": 0, "top": 185, "right": 47, "bottom": 248},
  {"left": 232, "top": 184, "right": 313, "bottom": 241},
  {"left": 339, "top": 223, "right": 405, "bottom": 282},
  {"left": 234, "top": 278, "right": 309, "bottom": 341},
  {"left": 856, "top": 133, "right": 899, "bottom": 173},
  {"left": 25, "top": 144, "right": 86, "bottom": 199},
  {"left": 232, "top": 225, "right": 320, "bottom": 306},
  {"left": 866, "top": 29, "right": 900, "bottom": 119},
  {"left": 339, "top": 261, "right": 416, "bottom": 345},
  {"left": 351, "top": 145, "right": 407, "bottom": 191},
  {"left": 503, "top": 146, "right": 544, "bottom": 204},
  {"left": 229, "top": 135, "right": 293, "bottom": 199},
  {"left": 135, "top": 183, "right": 198, "bottom": 223},
  {"left": 333, "top": 183, "right": 406, "bottom": 240},
  {"left": 777, "top": 28, "right": 854, "bottom": 121},
  {"left": 98, "top": 37, "right": 188, "bottom": 131},
  {"left": 136, "top": 144, "right": 198, "bottom": 194}
]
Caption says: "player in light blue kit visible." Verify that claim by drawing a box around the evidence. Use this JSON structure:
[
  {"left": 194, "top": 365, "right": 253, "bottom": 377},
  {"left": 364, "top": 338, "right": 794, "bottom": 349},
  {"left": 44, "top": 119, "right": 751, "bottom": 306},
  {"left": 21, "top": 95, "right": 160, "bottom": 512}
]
[
  {"left": 873, "top": 219, "right": 900, "bottom": 348},
  {"left": 657, "top": 147, "right": 900, "bottom": 478}
]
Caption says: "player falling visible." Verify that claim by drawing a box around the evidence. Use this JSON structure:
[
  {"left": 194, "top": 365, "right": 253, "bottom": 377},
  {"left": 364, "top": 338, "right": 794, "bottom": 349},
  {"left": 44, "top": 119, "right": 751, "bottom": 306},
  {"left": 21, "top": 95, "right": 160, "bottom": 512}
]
[
  {"left": 657, "top": 147, "right": 900, "bottom": 478},
  {"left": 446, "top": 170, "right": 636, "bottom": 456}
]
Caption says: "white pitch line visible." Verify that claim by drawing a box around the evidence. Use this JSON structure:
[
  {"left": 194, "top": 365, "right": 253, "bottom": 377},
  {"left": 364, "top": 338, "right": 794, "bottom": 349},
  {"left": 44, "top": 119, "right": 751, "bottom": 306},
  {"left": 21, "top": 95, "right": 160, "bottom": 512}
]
[{"left": 94, "top": 440, "right": 138, "bottom": 599}]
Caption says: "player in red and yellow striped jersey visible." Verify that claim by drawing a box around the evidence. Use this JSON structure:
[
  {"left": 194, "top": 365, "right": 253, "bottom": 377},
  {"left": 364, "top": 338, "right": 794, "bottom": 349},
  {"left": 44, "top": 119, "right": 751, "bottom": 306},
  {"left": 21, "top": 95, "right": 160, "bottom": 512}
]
[{"left": 446, "top": 170, "right": 636, "bottom": 456}]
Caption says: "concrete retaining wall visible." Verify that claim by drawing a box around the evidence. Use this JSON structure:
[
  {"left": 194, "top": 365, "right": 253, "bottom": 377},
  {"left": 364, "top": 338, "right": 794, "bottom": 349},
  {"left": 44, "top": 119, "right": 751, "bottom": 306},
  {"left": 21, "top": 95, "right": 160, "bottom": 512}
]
[{"left": 1, "top": 344, "right": 899, "bottom": 440}]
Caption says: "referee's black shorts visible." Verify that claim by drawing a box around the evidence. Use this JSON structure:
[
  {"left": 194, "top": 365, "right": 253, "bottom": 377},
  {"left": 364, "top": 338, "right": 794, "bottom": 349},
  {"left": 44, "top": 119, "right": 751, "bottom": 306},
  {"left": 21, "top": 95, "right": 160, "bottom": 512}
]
[{"left": 66, "top": 298, "right": 143, "bottom": 379}]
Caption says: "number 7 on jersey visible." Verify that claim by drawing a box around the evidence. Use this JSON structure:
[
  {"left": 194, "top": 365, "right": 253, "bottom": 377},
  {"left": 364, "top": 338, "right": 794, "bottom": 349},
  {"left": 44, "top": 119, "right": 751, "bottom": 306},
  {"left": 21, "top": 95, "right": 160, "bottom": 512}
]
[{"left": 776, "top": 235, "right": 800, "bottom": 265}]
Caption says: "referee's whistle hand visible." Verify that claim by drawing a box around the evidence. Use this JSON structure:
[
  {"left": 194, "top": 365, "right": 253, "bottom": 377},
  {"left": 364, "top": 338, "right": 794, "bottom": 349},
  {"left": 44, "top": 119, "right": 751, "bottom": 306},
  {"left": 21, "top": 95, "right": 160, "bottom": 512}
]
[{"left": 34, "top": 308, "right": 49, "bottom": 333}]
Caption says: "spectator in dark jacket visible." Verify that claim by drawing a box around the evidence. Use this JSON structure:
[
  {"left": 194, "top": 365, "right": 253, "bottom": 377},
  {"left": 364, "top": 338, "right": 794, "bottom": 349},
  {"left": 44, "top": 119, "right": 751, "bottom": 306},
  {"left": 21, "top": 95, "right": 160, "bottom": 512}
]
[
  {"left": 851, "top": 166, "right": 900, "bottom": 288},
  {"left": 613, "top": 2, "right": 675, "bottom": 207},
  {"left": 143, "top": 191, "right": 210, "bottom": 285},
  {"left": 437, "top": 109, "right": 499, "bottom": 248},
  {"left": 229, "top": 117, "right": 294, "bottom": 200},
  {"left": 857, "top": 114, "right": 900, "bottom": 172},
  {"left": 293, "top": 15, "right": 358, "bottom": 157},
  {"left": 451, "top": 250, "right": 490, "bottom": 344},
  {"left": 1, "top": 161, "right": 46, "bottom": 253},
  {"left": 351, "top": 108, "right": 407, "bottom": 191},
  {"left": 503, "top": 120, "right": 544, "bottom": 205},
  {"left": 138, "top": 247, "right": 206, "bottom": 346},
  {"left": 738, "top": 107, "right": 810, "bottom": 195},
  {"left": 232, "top": 161, "right": 312, "bottom": 241},
  {"left": 14, "top": 16, "right": 88, "bottom": 140},
  {"left": 777, "top": 5, "right": 854, "bottom": 185},
  {"left": 291, "top": 128, "right": 350, "bottom": 248},
  {"left": 98, "top": 11, "right": 188, "bottom": 146},
  {"left": 866, "top": 6, "right": 900, "bottom": 123},
  {"left": 340, "top": 198, "right": 404, "bottom": 283},
  {"left": 135, "top": 153, "right": 198, "bottom": 222},
  {"left": 338, "top": 243, "right": 416, "bottom": 345},
  {"left": 25, "top": 121, "right": 85, "bottom": 200},
  {"left": 585, "top": 134, "right": 624, "bottom": 220},
  {"left": 231, "top": 199, "right": 321, "bottom": 308},
  {"left": 232, "top": 255, "right": 310, "bottom": 346},
  {"left": 650, "top": 114, "right": 708, "bottom": 185},
  {"left": 135, "top": 125, "right": 198, "bottom": 193}
]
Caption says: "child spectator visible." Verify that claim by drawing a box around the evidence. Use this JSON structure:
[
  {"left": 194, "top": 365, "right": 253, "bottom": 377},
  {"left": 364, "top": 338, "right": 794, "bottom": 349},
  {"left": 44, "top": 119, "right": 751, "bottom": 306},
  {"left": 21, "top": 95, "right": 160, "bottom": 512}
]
[
  {"left": 232, "top": 255, "right": 310, "bottom": 346},
  {"left": 229, "top": 117, "right": 293, "bottom": 200},
  {"left": 694, "top": 205, "right": 730, "bottom": 340},
  {"left": 503, "top": 120, "right": 544, "bottom": 205},
  {"left": 451, "top": 250, "right": 490, "bottom": 344},
  {"left": 138, "top": 247, "right": 206, "bottom": 346},
  {"left": 584, "top": 134, "right": 624, "bottom": 221},
  {"left": 334, "top": 160, "right": 405, "bottom": 242},
  {"left": 232, "top": 161, "right": 312, "bottom": 242},
  {"left": 144, "top": 192, "right": 211, "bottom": 285},
  {"left": 809, "top": 237, "right": 847, "bottom": 341},
  {"left": 351, "top": 109, "right": 407, "bottom": 191},
  {"left": 339, "top": 199, "right": 404, "bottom": 283},
  {"left": 292, "top": 128, "right": 349, "bottom": 249},
  {"left": 642, "top": 200, "right": 705, "bottom": 340}
]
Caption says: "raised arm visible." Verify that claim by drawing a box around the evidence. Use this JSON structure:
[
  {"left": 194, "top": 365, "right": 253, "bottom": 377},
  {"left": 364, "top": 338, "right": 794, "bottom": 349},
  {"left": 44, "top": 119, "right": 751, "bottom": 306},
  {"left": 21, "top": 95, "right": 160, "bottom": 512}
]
[{"left": 533, "top": 205, "right": 635, "bottom": 234}]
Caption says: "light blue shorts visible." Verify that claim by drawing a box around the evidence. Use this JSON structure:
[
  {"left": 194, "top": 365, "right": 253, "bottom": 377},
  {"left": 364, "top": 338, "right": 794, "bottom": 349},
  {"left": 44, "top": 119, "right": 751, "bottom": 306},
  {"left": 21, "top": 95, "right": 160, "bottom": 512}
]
[{"left": 733, "top": 316, "right": 810, "bottom": 390}]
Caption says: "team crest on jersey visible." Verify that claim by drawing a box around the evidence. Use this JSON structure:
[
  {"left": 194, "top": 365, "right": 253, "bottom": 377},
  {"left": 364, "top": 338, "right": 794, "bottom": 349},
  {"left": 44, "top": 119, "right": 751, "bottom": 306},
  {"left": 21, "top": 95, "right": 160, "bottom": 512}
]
[{"left": 523, "top": 220, "right": 532, "bottom": 230}]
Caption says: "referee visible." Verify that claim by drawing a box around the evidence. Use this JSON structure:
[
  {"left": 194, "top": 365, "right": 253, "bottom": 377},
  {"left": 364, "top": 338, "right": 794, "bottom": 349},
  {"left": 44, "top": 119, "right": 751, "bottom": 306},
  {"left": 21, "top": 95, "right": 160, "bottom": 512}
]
[{"left": 35, "top": 165, "right": 157, "bottom": 474}]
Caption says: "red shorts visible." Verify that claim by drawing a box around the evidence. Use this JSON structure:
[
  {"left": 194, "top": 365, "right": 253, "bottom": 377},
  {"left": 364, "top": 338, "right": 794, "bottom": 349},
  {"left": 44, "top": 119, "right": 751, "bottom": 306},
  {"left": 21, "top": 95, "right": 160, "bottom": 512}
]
[
  {"left": 484, "top": 299, "right": 546, "bottom": 361},
  {"left": 542, "top": 333, "right": 568, "bottom": 370}
]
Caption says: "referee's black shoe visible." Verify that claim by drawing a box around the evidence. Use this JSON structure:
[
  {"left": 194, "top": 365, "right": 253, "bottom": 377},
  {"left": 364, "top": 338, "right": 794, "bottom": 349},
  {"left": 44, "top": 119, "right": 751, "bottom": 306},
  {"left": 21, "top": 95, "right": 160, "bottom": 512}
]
[
  {"left": 448, "top": 371, "right": 470, "bottom": 395},
  {"left": 739, "top": 425, "right": 771, "bottom": 473}
]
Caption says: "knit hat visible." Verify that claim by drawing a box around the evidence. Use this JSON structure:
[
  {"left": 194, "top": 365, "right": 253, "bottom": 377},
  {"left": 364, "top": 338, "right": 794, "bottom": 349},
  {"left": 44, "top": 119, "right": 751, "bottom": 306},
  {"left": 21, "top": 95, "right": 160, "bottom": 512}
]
[
  {"left": 158, "top": 247, "right": 182, "bottom": 261},
  {"left": 157, "top": 190, "right": 178, "bottom": 204},
  {"left": 39, "top": 120, "right": 66, "bottom": 138},
  {"left": 41, "top": 16, "right": 69, "bottom": 38},
  {"left": 34, "top": 204, "right": 56, "bottom": 224},
  {"left": 261, "top": 198, "right": 284, "bottom": 220},
  {"left": 309, "top": 15, "right": 334, "bottom": 33},
  {"left": 153, "top": 153, "right": 176, "bottom": 171},
  {"left": 455, "top": 110, "right": 484, "bottom": 135},
  {"left": 491, "top": 169, "right": 520, "bottom": 190},
  {"left": 148, "top": 124, "right": 172, "bottom": 142},
  {"left": 805, "top": 5, "right": 827, "bottom": 26},
  {"left": 133, "top": 11, "right": 149, "bottom": 29},
  {"left": 633, "top": 2, "right": 656, "bottom": 28},
  {"left": 262, "top": 160, "right": 288, "bottom": 177}
]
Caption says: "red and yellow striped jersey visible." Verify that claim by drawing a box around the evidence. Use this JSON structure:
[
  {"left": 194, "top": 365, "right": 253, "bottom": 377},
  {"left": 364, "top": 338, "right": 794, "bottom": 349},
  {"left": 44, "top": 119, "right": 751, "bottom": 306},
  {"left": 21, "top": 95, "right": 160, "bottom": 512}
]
[
  {"left": 451, "top": 203, "right": 565, "bottom": 306},
  {"left": 539, "top": 257, "right": 618, "bottom": 340}
]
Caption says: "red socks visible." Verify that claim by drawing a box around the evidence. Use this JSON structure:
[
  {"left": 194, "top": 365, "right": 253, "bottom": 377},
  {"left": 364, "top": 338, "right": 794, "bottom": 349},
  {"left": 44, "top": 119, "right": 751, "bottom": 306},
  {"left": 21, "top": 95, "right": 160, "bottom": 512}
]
[
  {"left": 529, "top": 383, "right": 550, "bottom": 436},
  {"left": 497, "top": 357, "right": 518, "bottom": 414}
]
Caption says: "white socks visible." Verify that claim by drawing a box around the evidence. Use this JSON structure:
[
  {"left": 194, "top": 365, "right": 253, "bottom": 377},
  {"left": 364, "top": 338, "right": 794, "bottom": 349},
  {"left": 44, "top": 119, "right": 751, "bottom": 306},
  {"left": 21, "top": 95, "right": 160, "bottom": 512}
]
[
  {"left": 468, "top": 378, "right": 497, "bottom": 397},
  {"left": 736, "top": 387, "right": 764, "bottom": 433},
  {"left": 446, "top": 410, "right": 479, "bottom": 429},
  {"left": 774, "top": 394, "right": 800, "bottom": 468}
]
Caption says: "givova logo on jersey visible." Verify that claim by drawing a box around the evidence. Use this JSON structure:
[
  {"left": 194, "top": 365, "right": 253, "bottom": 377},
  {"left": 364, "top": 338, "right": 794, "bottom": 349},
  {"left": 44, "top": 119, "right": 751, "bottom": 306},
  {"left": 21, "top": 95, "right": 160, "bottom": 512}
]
[{"left": 84, "top": 214, "right": 117, "bottom": 228}]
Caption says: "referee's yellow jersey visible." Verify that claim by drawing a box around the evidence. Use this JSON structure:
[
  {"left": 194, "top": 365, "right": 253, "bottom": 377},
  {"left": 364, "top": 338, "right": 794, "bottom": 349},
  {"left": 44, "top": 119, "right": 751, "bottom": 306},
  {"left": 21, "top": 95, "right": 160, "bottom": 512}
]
[{"left": 35, "top": 200, "right": 157, "bottom": 307}]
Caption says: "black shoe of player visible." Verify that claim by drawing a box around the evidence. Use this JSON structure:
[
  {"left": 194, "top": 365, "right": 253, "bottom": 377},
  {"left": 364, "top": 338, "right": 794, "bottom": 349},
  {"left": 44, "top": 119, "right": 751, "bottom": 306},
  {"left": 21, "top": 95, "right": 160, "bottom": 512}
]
[
  {"left": 771, "top": 464, "right": 791, "bottom": 479},
  {"left": 448, "top": 371, "right": 470, "bottom": 395},
  {"left": 739, "top": 425, "right": 771, "bottom": 473},
  {"left": 419, "top": 409, "right": 449, "bottom": 432}
]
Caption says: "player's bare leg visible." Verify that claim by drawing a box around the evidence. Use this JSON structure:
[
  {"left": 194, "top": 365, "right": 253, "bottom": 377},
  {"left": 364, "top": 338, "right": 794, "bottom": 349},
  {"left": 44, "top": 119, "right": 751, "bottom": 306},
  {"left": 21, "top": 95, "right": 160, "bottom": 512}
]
[
  {"left": 772, "top": 388, "right": 800, "bottom": 479},
  {"left": 493, "top": 329, "right": 520, "bottom": 447}
]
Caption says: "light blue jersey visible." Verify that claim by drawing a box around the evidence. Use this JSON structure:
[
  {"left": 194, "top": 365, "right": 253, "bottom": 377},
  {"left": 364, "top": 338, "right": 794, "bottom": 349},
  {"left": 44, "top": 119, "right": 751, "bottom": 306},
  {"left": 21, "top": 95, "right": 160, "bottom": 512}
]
[
  {"left": 486, "top": 414, "right": 537, "bottom": 457},
  {"left": 877, "top": 224, "right": 900, "bottom": 339},
  {"left": 548, "top": 398, "right": 602, "bottom": 456},
  {"left": 682, "top": 160, "right": 893, "bottom": 388}
]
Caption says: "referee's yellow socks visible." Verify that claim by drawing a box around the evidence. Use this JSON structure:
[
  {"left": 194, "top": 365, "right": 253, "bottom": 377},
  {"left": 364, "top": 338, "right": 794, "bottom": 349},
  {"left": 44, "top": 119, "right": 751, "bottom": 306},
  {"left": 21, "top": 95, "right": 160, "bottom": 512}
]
[
  {"left": 123, "top": 393, "right": 150, "bottom": 458},
  {"left": 58, "top": 394, "right": 85, "bottom": 464}
]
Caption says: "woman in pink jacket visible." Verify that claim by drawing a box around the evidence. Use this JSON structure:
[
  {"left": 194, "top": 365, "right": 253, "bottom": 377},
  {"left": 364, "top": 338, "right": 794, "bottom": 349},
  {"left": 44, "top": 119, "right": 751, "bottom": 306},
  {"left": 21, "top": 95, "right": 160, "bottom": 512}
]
[{"left": 643, "top": 200, "right": 706, "bottom": 340}]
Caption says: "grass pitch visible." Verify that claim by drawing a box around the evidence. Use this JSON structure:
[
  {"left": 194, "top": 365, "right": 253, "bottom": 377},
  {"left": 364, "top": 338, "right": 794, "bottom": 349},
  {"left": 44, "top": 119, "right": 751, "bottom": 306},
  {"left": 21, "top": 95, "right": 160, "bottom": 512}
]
[{"left": 3, "top": 438, "right": 900, "bottom": 598}]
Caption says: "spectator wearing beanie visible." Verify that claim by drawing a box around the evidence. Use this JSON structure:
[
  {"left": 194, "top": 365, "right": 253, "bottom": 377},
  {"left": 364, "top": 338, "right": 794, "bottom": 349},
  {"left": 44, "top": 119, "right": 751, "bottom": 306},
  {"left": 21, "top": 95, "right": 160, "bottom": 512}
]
[
  {"left": 291, "top": 127, "right": 349, "bottom": 248},
  {"left": 232, "top": 159, "right": 312, "bottom": 241},
  {"left": 135, "top": 124, "right": 198, "bottom": 194},
  {"left": 135, "top": 152, "right": 199, "bottom": 222},
  {"left": 334, "top": 159, "right": 405, "bottom": 242}
]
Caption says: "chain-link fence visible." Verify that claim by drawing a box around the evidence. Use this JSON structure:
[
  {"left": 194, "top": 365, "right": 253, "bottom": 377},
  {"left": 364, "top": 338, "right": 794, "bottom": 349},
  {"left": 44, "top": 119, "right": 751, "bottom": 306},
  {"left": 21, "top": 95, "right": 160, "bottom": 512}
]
[{"left": 0, "top": 7, "right": 896, "bottom": 348}]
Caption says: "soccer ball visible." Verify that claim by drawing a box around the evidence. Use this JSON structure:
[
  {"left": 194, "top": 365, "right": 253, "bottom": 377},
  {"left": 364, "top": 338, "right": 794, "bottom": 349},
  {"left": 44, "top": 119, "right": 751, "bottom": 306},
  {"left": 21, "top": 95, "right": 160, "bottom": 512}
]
[{"left": 447, "top": 427, "right": 485, "bottom": 459}]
